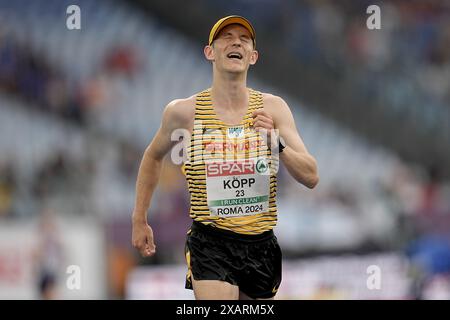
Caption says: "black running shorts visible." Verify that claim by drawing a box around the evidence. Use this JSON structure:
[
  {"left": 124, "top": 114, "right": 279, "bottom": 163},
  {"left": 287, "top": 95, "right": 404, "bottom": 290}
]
[{"left": 185, "top": 221, "right": 282, "bottom": 299}]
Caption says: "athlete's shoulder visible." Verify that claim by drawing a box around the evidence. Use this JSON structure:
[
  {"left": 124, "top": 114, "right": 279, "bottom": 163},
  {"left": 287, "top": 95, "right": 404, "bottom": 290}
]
[
  {"left": 166, "top": 94, "right": 196, "bottom": 114},
  {"left": 163, "top": 95, "right": 196, "bottom": 127},
  {"left": 261, "top": 92, "right": 290, "bottom": 111}
]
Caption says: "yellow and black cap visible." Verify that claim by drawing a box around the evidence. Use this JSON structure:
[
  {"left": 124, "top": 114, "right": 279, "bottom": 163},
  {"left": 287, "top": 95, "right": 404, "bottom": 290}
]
[{"left": 208, "top": 15, "right": 256, "bottom": 47}]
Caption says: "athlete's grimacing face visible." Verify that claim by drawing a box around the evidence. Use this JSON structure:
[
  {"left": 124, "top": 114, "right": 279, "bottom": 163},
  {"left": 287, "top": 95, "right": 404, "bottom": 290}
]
[{"left": 204, "top": 24, "right": 258, "bottom": 74}]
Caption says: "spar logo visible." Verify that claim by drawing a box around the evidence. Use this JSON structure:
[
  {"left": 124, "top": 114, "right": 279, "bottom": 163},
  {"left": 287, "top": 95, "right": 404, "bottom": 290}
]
[
  {"left": 206, "top": 161, "right": 254, "bottom": 177},
  {"left": 256, "top": 158, "right": 269, "bottom": 174}
]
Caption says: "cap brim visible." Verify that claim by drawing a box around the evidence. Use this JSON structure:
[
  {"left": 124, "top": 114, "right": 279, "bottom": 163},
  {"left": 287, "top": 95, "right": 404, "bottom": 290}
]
[{"left": 209, "top": 16, "right": 256, "bottom": 46}]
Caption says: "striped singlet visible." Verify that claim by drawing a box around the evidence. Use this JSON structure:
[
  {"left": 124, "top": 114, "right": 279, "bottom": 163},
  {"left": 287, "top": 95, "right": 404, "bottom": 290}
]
[{"left": 182, "top": 88, "right": 278, "bottom": 235}]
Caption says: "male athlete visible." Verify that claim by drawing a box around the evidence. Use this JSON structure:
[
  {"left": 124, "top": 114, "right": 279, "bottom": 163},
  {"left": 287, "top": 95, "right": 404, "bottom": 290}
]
[{"left": 132, "top": 16, "right": 318, "bottom": 300}]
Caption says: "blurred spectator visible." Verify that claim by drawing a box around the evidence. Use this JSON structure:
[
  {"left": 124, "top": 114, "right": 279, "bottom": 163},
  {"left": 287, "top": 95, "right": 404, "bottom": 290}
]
[
  {"left": 419, "top": 165, "right": 444, "bottom": 215},
  {"left": 79, "top": 73, "right": 111, "bottom": 112},
  {"left": 406, "top": 234, "right": 450, "bottom": 299},
  {"left": 32, "top": 152, "right": 70, "bottom": 200},
  {"left": 104, "top": 45, "right": 139, "bottom": 78},
  {"left": 32, "top": 209, "right": 65, "bottom": 300},
  {"left": 0, "top": 160, "right": 17, "bottom": 218}
]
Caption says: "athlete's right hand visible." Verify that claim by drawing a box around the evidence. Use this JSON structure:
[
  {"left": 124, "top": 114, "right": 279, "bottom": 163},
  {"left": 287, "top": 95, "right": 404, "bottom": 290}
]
[{"left": 132, "top": 219, "right": 156, "bottom": 257}]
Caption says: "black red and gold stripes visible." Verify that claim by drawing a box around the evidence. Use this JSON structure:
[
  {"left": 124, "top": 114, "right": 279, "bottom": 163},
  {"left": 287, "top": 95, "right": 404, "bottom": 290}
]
[{"left": 182, "top": 88, "right": 278, "bottom": 235}]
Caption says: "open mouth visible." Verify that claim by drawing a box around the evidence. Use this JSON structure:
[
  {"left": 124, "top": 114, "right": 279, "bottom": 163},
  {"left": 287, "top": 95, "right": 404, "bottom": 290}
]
[{"left": 227, "top": 52, "right": 243, "bottom": 60}]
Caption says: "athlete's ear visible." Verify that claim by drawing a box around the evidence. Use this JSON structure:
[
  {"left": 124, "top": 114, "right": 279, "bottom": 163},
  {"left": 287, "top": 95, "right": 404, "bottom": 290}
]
[
  {"left": 249, "top": 49, "right": 258, "bottom": 65},
  {"left": 204, "top": 45, "right": 215, "bottom": 62}
]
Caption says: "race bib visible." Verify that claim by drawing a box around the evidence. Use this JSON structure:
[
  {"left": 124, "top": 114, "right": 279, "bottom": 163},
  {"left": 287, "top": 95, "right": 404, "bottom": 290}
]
[{"left": 205, "top": 158, "right": 270, "bottom": 217}]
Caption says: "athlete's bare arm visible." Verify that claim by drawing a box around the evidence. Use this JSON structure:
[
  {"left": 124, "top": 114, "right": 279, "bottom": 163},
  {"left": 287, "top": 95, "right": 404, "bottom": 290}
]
[
  {"left": 132, "top": 96, "right": 195, "bottom": 257},
  {"left": 256, "top": 94, "right": 319, "bottom": 189}
]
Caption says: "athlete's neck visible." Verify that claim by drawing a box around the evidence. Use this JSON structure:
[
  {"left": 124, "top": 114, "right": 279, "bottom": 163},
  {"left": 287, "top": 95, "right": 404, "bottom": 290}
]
[{"left": 211, "top": 72, "right": 248, "bottom": 111}]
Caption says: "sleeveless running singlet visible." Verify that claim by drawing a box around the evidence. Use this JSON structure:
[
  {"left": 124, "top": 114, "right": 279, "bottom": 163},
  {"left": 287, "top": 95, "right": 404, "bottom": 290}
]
[{"left": 182, "top": 88, "right": 278, "bottom": 235}]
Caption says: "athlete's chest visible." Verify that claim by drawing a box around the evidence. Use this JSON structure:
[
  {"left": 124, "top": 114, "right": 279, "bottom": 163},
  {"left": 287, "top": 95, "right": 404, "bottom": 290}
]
[
  {"left": 213, "top": 107, "right": 249, "bottom": 126},
  {"left": 197, "top": 124, "right": 264, "bottom": 155}
]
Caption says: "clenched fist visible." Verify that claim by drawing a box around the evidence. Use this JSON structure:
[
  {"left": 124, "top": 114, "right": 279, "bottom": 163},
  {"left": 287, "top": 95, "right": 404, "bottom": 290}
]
[{"left": 252, "top": 109, "right": 277, "bottom": 148}]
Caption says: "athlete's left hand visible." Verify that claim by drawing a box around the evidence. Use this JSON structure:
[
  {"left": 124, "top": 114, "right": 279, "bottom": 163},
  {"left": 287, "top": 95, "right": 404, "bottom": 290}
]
[{"left": 252, "top": 109, "right": 277, "bottom": 147}]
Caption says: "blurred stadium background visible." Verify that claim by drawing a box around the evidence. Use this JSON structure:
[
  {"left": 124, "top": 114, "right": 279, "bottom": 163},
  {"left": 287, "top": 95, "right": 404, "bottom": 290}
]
[{"left": 1, "top": 0, "right": 449, "bottom": 300}]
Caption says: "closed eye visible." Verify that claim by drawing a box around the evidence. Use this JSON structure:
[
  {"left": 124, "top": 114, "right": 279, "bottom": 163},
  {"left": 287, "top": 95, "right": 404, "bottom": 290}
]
[{"left": 240, "top": 36, "right": 250, "bottom": 42}]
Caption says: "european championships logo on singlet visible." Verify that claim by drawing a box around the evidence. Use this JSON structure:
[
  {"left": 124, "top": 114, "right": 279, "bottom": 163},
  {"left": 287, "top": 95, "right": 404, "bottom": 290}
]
[{"left": 227, "top": 126, "right": 245, "bottom": 139}]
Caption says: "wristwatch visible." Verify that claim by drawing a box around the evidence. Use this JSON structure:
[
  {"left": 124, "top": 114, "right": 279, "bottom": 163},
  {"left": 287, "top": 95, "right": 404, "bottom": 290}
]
[{"left": 278, "top": 136, "right": 286, "bottom": 153}]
